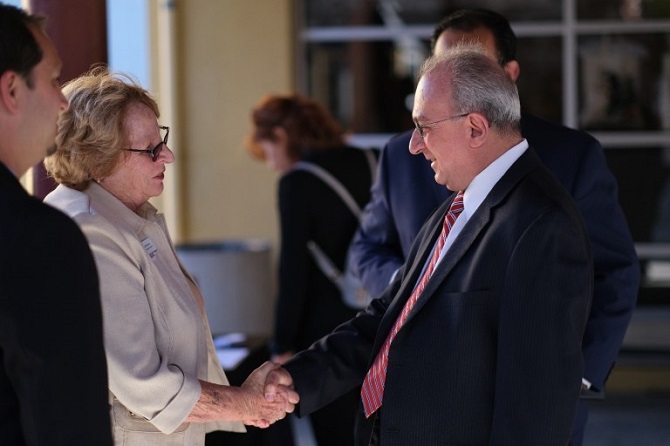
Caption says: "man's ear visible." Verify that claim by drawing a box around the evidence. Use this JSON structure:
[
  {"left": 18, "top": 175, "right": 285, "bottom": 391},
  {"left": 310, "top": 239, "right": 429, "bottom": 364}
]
[
  {"left": 0, "top": 71, "right": 21, "bottom": 114},
  {"left": 467, "top": 112, "right": 489, "bottom": 147},
  {"left": 503, "top": 60, "right": 520, "bottom": 83}
]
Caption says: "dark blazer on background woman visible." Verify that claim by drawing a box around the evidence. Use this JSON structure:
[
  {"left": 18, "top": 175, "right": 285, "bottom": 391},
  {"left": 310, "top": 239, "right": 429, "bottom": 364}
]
[
  {"left": 273, "top": 146, "right": 377, "bottom": 446},
  {"left": 273, "top": 147, "right": 377, "bottom": 355}
]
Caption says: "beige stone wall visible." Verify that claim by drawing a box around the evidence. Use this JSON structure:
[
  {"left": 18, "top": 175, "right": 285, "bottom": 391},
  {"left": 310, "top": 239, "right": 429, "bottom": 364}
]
[{"left": 169, "top": 0, "right": 294, "bottom": 249}]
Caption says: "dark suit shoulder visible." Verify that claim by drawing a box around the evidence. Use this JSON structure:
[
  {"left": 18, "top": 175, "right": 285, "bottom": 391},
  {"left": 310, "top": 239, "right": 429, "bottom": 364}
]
[
  {"left": 520, "top": 113, "right": 604, "bottom": 193},
  {"left": 1, "top": 182, "right": 97, "bottom": 301},
  {"left": 2, "top": 192, "right": 89, "bottom": 251},
  {"left": 521, "top": 113, "right": 600, "bottom": 148},
  {"left": 500, "top": 151, "right": 587, "bottom": 234}
]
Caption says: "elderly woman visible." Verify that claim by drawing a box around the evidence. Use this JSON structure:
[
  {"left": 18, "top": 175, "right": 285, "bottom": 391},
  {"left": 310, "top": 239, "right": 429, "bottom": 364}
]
[{"left": 44, "top": 68, "right": 296, "bottom": 445}]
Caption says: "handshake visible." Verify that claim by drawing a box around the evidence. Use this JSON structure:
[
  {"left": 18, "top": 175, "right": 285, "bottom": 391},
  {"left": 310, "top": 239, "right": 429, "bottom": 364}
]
[{"left": 238, "top": 361, "right": 298, "bottom": 428}]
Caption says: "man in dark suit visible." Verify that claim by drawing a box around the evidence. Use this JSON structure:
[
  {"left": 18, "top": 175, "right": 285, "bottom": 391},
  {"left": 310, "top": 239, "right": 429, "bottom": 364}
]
[
  {"left": 266, "top": 43, "right": 592, "bottom": 445},
  {"left": 0, "top": 5, "right": 112, "bottom": 444},
  {"left": 349, "top": 10, "right": 639, "bottom": 445}
]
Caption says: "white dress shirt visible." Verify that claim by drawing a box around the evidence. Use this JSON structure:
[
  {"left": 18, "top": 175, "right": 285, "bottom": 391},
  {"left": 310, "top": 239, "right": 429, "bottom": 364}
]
[{"left": 437, "top": 139, "right": 529, "bottom": 264}]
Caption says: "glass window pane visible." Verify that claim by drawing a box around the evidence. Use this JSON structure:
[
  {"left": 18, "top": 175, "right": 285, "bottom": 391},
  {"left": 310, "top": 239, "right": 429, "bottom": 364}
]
[
  {"left": 305, "top": 36, "right": 563, "bottom": 133},
  {"left": 578, "top": 0, "right": 670, "bottom": 20},
  {"left": 304, "top": 0, "right": 562, "bottom": 27},
  {"left": 304, "top": 0, "right": 375, "bottom": 27},
  {"left": 306, "top": 40, "right": 421, "bottom": 133},
  {"left": 578, "top": 33, "right": 670, "bottom": 131},
  {"left": 516, "top": 37, "right": 563, "bottom": 123}
]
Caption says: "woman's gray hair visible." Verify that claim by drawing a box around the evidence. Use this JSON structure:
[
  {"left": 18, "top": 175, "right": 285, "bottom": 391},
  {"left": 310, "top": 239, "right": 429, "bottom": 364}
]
[{"left": 419, "top": 43, "right": 521, "bottom": 135}]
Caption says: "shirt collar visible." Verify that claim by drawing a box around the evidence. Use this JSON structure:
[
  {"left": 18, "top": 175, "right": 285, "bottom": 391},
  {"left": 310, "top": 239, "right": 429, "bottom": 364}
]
[{"left": 461, "top": 138, "right": 529, "bottom": 219}]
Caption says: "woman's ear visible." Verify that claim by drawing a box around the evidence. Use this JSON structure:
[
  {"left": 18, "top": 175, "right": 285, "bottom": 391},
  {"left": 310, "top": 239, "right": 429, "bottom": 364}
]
[
  {"left": 268, "top": 126, "right": 296, "bottom": 172},
  {"left": 272, "top": 126, "right": 288, "bottom": 146}
]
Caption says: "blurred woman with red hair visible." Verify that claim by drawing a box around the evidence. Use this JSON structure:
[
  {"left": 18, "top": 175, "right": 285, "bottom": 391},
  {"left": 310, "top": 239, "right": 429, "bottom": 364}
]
[{"left": 247, "top": 94, "right": 378, "bottom": 445}]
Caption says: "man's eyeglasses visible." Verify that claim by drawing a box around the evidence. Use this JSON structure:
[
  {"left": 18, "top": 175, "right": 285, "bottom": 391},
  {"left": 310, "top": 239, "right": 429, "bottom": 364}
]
[
  {"left": 124, "top": 125, "right": 170, "bottom": 162},
  {"left": 414, "top": 113, "right": 469, "bottom": 139}
]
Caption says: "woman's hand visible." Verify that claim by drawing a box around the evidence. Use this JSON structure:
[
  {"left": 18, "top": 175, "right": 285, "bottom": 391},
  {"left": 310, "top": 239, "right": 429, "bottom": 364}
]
[{"left": 185, "top": 362, "right": 298, "bottom": 426}]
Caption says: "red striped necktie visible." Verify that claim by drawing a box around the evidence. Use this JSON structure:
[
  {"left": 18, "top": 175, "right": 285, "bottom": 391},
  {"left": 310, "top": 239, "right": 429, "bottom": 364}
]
[{"left": 360, "top": 191, "right": 464, "bottom": 417}]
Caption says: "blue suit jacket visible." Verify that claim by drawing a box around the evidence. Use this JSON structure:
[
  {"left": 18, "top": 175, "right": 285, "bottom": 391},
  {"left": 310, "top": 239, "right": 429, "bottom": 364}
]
[
  {"left": 350, "top": 113, "right": 639, "bottom": 391},
  {"left": 286, "top": 148, "right": 593, "bottom": 445}
]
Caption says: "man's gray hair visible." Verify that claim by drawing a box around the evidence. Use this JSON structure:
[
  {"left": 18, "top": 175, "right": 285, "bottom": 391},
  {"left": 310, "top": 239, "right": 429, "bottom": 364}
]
[{"left": 419, "top": 43, "right": 521, "bottom": 135}]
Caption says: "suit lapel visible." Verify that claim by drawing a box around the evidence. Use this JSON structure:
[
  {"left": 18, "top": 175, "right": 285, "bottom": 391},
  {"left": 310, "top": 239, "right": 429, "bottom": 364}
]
[
  {"left": 368, "top": 198, "right": 448, "bottom": 354},
  {"left": 402, "top": 148, "right": 542, "bottom": 322}
]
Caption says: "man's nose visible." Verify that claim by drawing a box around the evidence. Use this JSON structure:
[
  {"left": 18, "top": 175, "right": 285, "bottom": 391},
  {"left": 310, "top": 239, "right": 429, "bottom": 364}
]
[{"left": 408, "top": 128, "right": 424, "bottom": 155}]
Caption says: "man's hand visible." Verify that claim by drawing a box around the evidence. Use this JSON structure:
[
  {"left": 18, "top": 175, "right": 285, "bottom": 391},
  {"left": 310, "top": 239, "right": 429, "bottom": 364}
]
[
  {"left": 270, "top": 351, "right": 294, "bottom": 365},
  {"left": 240, "top": 361, "right": 299, "bottom": 428},
  {"left": 264, "top": 364, "right": 298, "bottom": 405}
]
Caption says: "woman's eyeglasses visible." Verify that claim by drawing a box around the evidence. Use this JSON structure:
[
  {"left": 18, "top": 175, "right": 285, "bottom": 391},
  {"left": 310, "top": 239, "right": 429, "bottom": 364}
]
[{"left": 124, "top": 125, "right": 169, "bottom": 162}]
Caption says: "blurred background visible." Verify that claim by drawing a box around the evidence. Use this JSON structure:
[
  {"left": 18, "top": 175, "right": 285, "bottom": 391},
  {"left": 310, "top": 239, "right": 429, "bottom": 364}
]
[{"left": 8, "top": 1, "right": 670, "bottom": 443}]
